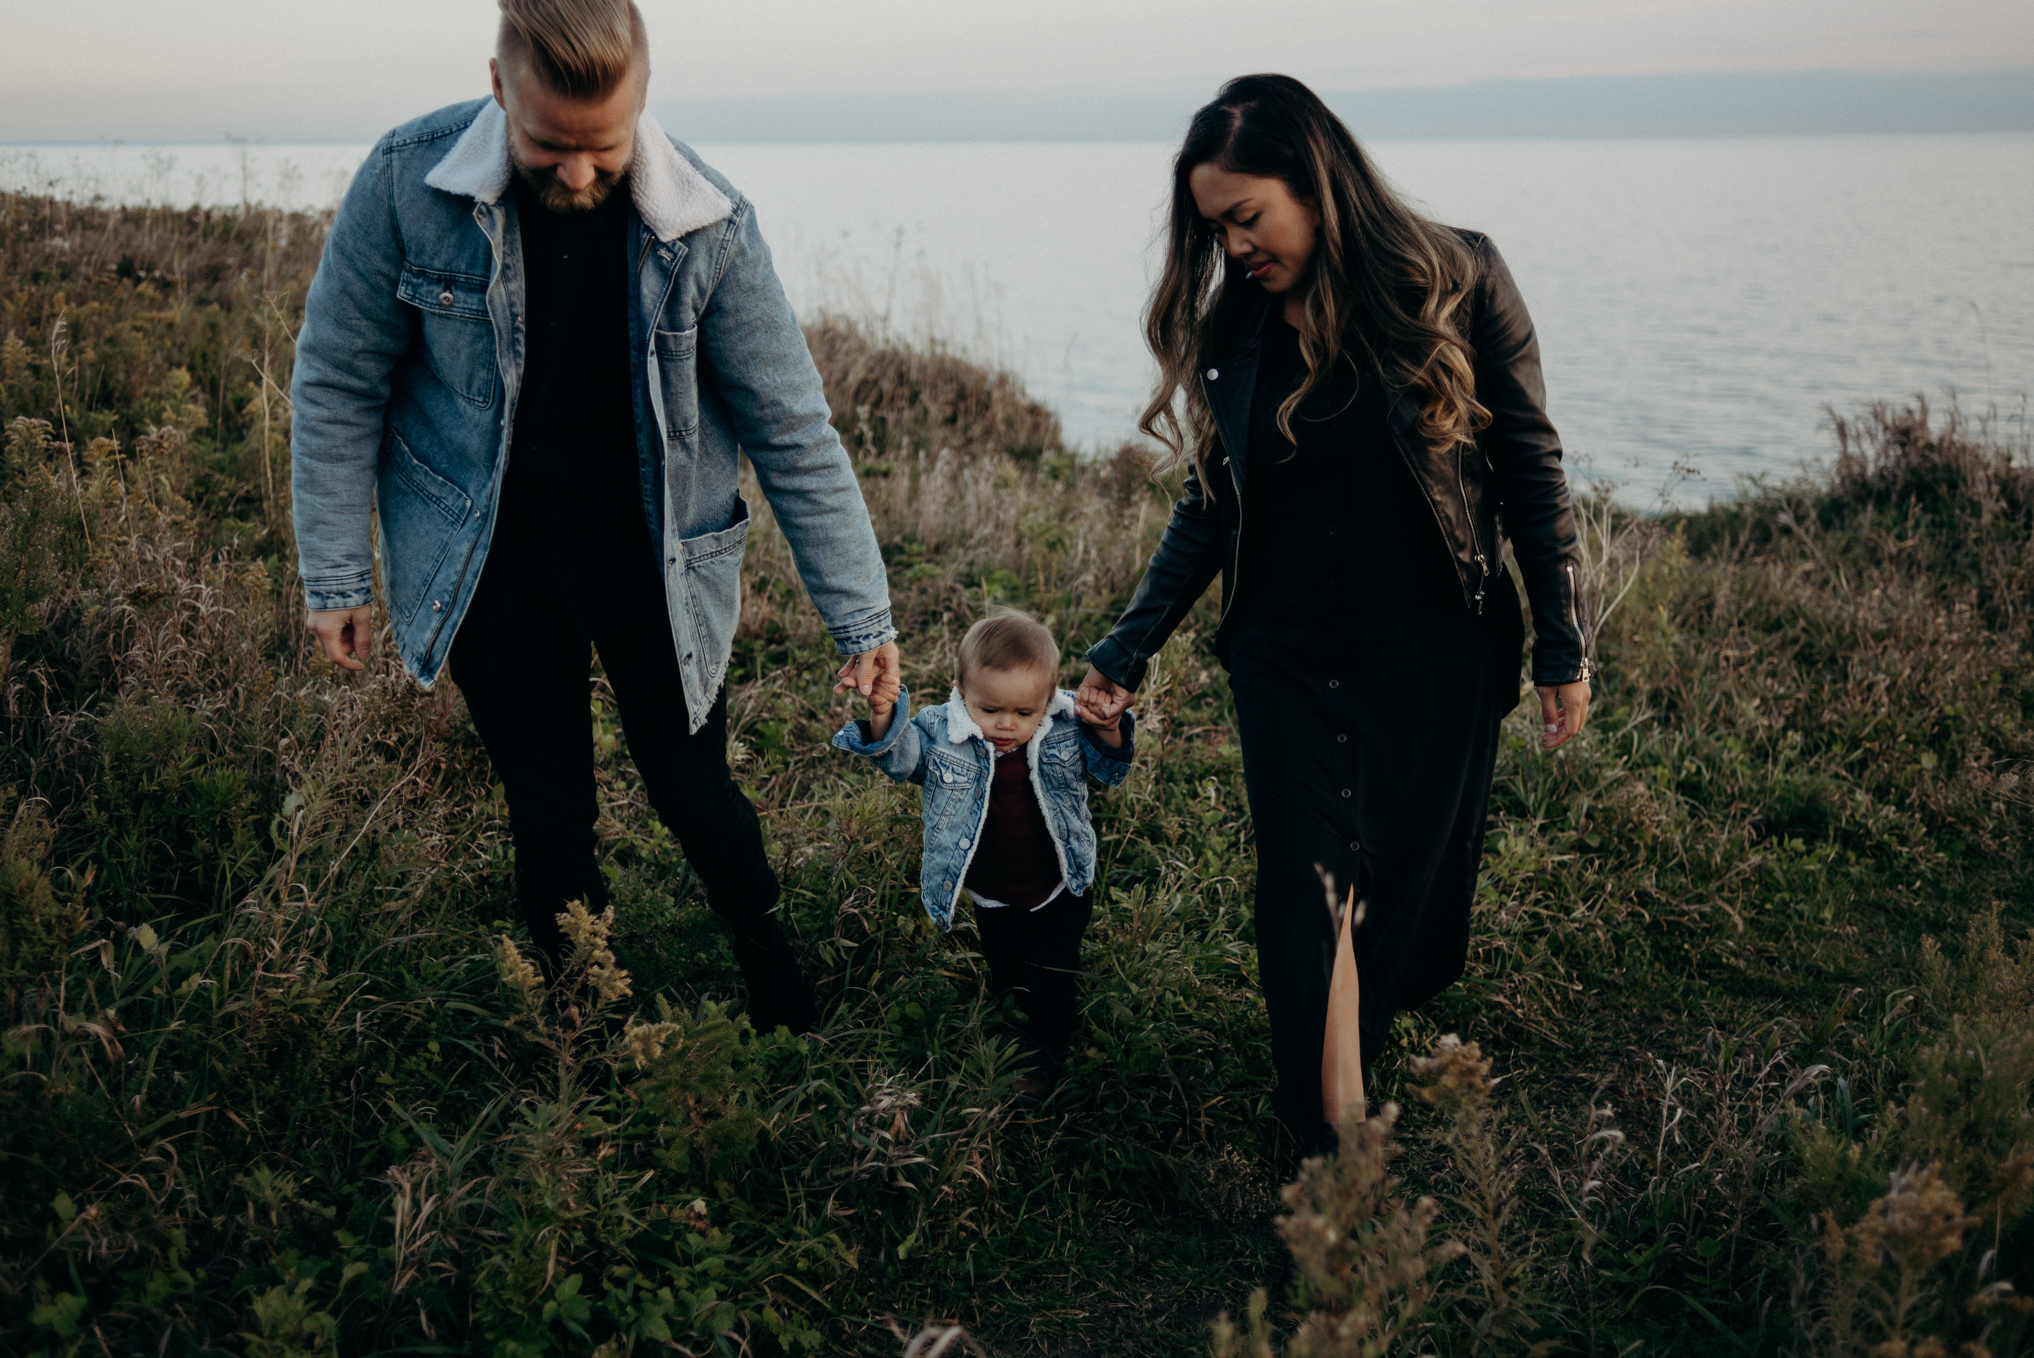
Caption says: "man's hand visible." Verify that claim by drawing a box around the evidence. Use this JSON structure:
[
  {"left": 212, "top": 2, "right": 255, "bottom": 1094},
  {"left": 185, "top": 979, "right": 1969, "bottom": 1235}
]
[
  {"left": 308, "top": 605, "right": 375, "bottom": 672},
  {"left": 1538, "top": 680, "right": 1591, "bottom": 751},
  {"left": 1076, "top": 665, "right": 1132, "bottom": 725},
  {"left": 834, "top": 640, "right": 901, "bottom": 705}
]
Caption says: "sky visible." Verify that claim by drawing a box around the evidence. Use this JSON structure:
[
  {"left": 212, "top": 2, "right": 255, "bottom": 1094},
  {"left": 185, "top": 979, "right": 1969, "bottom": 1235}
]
[{"left": 2, "top": 0, "right": 2032, "bottom": 142}]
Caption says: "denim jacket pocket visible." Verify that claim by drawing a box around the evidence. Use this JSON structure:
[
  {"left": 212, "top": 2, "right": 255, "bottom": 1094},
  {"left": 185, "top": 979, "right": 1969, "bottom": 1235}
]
[
  {"left": 924, "top": 751, "right": 976, "bottom": 823},
  {"left": 674, "top": 493, "right": 750, "bottom": 695},
  {"left": 653, "top": 325, "right": 700, "bottom": 437},
  {"left": 377, "top": 430, "right": 471, "bottom": 626},
  {"left": 397, "top": 263, "right": 497, "bottom": 409}
]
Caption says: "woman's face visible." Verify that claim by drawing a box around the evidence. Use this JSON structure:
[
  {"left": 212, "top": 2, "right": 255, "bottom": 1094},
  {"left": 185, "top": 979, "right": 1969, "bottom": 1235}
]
[{"left": 1188, "top": 163, "right": 1321, "bottom": 294}]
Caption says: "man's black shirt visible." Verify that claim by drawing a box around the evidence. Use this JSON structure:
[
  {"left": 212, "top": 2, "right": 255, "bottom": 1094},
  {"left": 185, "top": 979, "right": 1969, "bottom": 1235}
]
[{"left": 499, "top": 174, "right": 644, "bottom": 545}]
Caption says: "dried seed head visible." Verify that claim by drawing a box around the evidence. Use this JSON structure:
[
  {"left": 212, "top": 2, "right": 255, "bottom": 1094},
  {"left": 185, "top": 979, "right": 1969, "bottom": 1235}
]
[
  {"left": 1876, "top": 1162, "right": 1975, "bottom": 1275},
  {"left": 619, "top": 1019, "right": 681, "bottom": 1069},
  {"left": 495, "top": 936, "right": 543, "bottom": 995},
  {"left": 1411, "top": 1033, "right": 1495, "bottom": 1108}
]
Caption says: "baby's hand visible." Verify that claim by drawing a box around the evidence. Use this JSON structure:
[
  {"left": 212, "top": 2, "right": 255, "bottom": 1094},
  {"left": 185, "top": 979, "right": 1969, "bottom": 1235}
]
[
  {"left": 1075, "top": 693, "right": 1125, "bottom": 746},
  {"left": 868, "top": 670, "right": 901, "bottom": 714}
]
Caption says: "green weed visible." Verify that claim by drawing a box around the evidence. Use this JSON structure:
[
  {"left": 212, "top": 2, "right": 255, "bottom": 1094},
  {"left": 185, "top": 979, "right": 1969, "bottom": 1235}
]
[{"left": 0, "top": 189, "right": 2028, "bottom": 1355}]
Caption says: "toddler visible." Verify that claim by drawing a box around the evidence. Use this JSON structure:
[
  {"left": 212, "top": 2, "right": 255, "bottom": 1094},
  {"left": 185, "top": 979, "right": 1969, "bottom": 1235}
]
[{"left": 833, "top": 610, "right": 1133, "bottom": 1095}]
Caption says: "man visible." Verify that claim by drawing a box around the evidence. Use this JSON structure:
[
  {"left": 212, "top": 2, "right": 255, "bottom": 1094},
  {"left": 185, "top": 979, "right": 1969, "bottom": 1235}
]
[{"left": 290, "top": 0, "right": 899, "bottom": 1034}]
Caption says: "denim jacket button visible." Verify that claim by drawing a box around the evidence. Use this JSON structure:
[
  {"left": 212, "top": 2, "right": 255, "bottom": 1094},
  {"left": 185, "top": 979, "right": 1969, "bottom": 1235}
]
[
  {"left": 438, "top": 290, "right": 455, "bottom": 306},
  {"left": 430, "top": 599, "right": 442, "bottom": 612},
  {"left": 1206, "top": 367, "right": 1219, "bottom": 380}
]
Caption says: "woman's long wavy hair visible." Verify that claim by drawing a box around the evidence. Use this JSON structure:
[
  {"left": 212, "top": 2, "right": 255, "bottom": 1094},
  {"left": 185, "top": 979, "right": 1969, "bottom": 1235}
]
[{"left": 1141, "top": 74, "right": 1489, "bottom": 477}]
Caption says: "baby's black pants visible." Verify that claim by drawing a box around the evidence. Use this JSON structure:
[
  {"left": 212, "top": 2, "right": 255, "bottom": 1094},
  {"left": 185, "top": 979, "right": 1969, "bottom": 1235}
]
[{"left": 975, "top": 887, "right": 1094, "bottom": 1075}]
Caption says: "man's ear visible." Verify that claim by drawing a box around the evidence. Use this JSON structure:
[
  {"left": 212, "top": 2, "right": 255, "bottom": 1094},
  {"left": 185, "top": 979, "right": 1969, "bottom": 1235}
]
[{"left": 490, "top": 57, "right": 507, "bottom": 110}]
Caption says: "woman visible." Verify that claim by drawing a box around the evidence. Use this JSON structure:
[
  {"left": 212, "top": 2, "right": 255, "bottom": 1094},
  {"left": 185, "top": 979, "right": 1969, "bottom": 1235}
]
[{"left": 1076, "top": 75, "right": 1595, "bottom": 1155}]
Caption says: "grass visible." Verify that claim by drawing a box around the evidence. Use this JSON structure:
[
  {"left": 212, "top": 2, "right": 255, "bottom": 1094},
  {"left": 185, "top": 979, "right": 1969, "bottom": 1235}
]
[{"left": 0, "top": 189, "right": 2029, "bottom": 1357}]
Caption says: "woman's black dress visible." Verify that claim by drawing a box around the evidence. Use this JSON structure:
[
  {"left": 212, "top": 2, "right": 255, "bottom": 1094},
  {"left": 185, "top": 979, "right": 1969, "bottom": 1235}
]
[{"left": 1228, "top": 316, "right": 1520, "bottom": 1138}]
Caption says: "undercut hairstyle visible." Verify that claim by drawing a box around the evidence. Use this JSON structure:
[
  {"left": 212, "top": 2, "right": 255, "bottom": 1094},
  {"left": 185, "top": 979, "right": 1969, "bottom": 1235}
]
[
  {"left": 958, "top": 610, "right": 1060, "bottom": 687},
  {"left": 497, "top": 0, "right": 649, "bottom": 100}
]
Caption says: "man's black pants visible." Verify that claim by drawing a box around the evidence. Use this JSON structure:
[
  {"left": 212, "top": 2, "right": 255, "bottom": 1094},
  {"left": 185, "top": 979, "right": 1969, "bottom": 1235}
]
[{"left": 448, "top": 522, "right": 815, "bottom": 1032}]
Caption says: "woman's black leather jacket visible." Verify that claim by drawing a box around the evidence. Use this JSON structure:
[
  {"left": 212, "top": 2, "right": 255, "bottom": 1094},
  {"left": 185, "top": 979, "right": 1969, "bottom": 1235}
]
[{"left": 1088, "top": 230, "right": 1596, "bottom": 691}]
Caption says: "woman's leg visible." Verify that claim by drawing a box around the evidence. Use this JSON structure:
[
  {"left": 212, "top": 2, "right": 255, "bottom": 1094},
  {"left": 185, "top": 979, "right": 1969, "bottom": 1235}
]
[{"left": 1229, "top": 640, "right": 1361, "bottom": 1147}]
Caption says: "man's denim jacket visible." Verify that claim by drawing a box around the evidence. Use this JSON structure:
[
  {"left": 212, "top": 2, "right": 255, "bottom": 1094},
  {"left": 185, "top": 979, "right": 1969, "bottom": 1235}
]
[
  {"left": 832, "top": 686, "right": 1135, "bottom": 930},
  {"left": 290, "top": 98, "right": 894, "bottom": 730}
]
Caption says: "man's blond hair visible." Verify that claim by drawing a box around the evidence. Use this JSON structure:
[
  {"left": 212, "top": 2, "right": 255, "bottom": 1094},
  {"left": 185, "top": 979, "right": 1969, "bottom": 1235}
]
[{"left": 497, "top": 0, "right": 648, "bottom": 99}]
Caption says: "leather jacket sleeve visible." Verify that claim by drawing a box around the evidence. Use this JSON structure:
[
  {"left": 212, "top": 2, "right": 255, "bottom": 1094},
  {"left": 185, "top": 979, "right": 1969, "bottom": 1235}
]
[
  {"left": 1470, "top": 236, "right": 1596, "bottom": 685},
  {"left": 1085, "top": 461, "right": 1230, "bottom": 691}
]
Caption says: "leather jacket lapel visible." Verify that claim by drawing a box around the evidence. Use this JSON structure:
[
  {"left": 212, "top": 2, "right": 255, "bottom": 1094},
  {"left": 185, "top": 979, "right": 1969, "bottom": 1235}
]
[{"left": 1200, "top": 292, "right": 1273, "bottom": 495}]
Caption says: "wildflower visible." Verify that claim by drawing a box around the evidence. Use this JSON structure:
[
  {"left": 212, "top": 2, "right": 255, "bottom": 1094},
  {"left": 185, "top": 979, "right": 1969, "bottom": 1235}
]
[
  {"left": 556, "top": 899, "right": 634, "bottom": 1005},
  {"left": 619, "top": 1019, "right": 681, "bottom": 1070},
  {"left": 557, "top": 897, "right": 606, "bottom": 954},
  {"left": 495, "top": 935, "right": 543, "bottom": 996},
  {"left": 1876, "top": 1163, "right": 1974, "bottom": 1276},
  {"left": 586, "top": 958, "right": 633, "bottom": 1005},
  {"left": 1410, "top": 1033, "right": 1496, "bottom": 1110}
]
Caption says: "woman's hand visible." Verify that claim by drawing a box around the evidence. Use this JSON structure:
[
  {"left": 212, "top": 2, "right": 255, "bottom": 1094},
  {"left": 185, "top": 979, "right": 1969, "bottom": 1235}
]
[
  {"left": 1076, "top": 666, "right": 1133, "bottom": 725},
  {"left": 1538, "top": 681, "right": 1591, "bottom": 751}
]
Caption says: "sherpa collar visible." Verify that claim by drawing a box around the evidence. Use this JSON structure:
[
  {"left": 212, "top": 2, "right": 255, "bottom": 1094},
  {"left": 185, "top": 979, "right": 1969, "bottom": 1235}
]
[
  {"left": 943, "top": 684, "right": 1076, "bottom": 749},
  {"left": 423, "top": 99, "right": 734, "bottom": 243}
]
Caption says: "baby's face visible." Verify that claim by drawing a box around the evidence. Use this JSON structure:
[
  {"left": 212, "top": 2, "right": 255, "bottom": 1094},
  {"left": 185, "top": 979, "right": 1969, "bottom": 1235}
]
[{"left": 960, "top": 665, "right": 1056, "bottom": 753}]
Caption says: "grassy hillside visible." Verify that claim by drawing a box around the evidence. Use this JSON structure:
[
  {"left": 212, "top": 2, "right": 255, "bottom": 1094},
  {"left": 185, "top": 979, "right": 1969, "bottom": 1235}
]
[{"left": 1, "top": 191, "right": 2029, "bottom": 1357}]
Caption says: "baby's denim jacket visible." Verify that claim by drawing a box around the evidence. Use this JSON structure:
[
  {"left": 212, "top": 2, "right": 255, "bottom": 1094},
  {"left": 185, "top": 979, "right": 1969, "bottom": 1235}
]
[{"left": 832, "top": 686, "right": 1135, "bottom": 929}]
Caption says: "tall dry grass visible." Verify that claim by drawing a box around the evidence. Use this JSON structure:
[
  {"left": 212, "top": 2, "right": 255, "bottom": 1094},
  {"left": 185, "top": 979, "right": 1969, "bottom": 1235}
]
[{"left": 1, "top": 187, "right": 2030, "bottom": 1356}]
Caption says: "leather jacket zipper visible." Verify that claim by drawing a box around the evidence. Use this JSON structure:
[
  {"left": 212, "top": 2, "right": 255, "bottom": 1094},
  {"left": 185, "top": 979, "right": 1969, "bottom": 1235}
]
[
  {"left": 1459, "top": 445, "right": 1489, "bottom": 613},
  {"left": 1216, "top": 448, "right": 1245, "bottom": 634},
  {"left": 1565, "top": 562, "right": 1594, "bottom": 681}
]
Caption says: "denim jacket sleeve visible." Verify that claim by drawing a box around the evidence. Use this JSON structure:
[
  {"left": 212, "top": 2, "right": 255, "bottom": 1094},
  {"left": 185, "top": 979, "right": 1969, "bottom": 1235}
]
[
  {"left": 289, "top": 140, "right": 410, "bottom": 612},
  {"left": 1086, "top": 463, "right": 1229, "bottom": 692},
  {"left": 1076, "top": 709, "right": 1136, "bottom": 788},
  {"left": 830, "top": 687, "right": 931, "bottom": 784},
  {"left": 698, "top": 202, "right": 896, "bottom": 657}
]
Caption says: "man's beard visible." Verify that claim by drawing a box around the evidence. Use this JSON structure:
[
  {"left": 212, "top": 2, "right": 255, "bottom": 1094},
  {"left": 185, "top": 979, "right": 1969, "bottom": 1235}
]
[{"left": 511, "top": 148, "right": 631, "bottom": 213}]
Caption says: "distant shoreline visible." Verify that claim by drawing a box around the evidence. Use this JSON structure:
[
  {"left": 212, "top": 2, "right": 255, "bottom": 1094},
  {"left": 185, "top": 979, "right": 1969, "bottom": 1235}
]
[
  {"left": 3, "top": 68, "right": 2031, "bottom": 144},
  {"left": 8, "top": 128, "right": 2034, "bottom": 155}
]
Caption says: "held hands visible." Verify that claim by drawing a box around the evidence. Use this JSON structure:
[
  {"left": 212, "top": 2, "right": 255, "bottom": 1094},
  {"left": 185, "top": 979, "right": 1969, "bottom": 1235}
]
[
  {"left": 1538, "top": 680, "right": 1591, "bottom": 751},
  {"left": 835, "top": 640, "right": 903, "bottom": 737},
  {"left": 308, "top": 605, "right": 374, "bottom": 672},
  {"left": 1075, "top": 665, "right": 1132, "bottom": 747}
]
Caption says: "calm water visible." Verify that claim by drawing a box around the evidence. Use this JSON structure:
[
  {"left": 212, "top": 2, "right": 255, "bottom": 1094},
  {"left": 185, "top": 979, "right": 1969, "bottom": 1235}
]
[{"left": 6, "top": 135, "right": 2031, "bottom": 505}]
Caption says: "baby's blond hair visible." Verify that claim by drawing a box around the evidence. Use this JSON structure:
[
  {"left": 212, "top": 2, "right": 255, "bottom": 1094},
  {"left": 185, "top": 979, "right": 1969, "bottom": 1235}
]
[{"left": 957, "top": 609, "right": 1059, "bottom": 686}]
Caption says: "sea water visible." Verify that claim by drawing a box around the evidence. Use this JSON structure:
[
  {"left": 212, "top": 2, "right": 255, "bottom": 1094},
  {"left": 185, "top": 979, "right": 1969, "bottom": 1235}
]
[{"left": 5, "top": 134, "right": 2029, "bottom": 505}]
